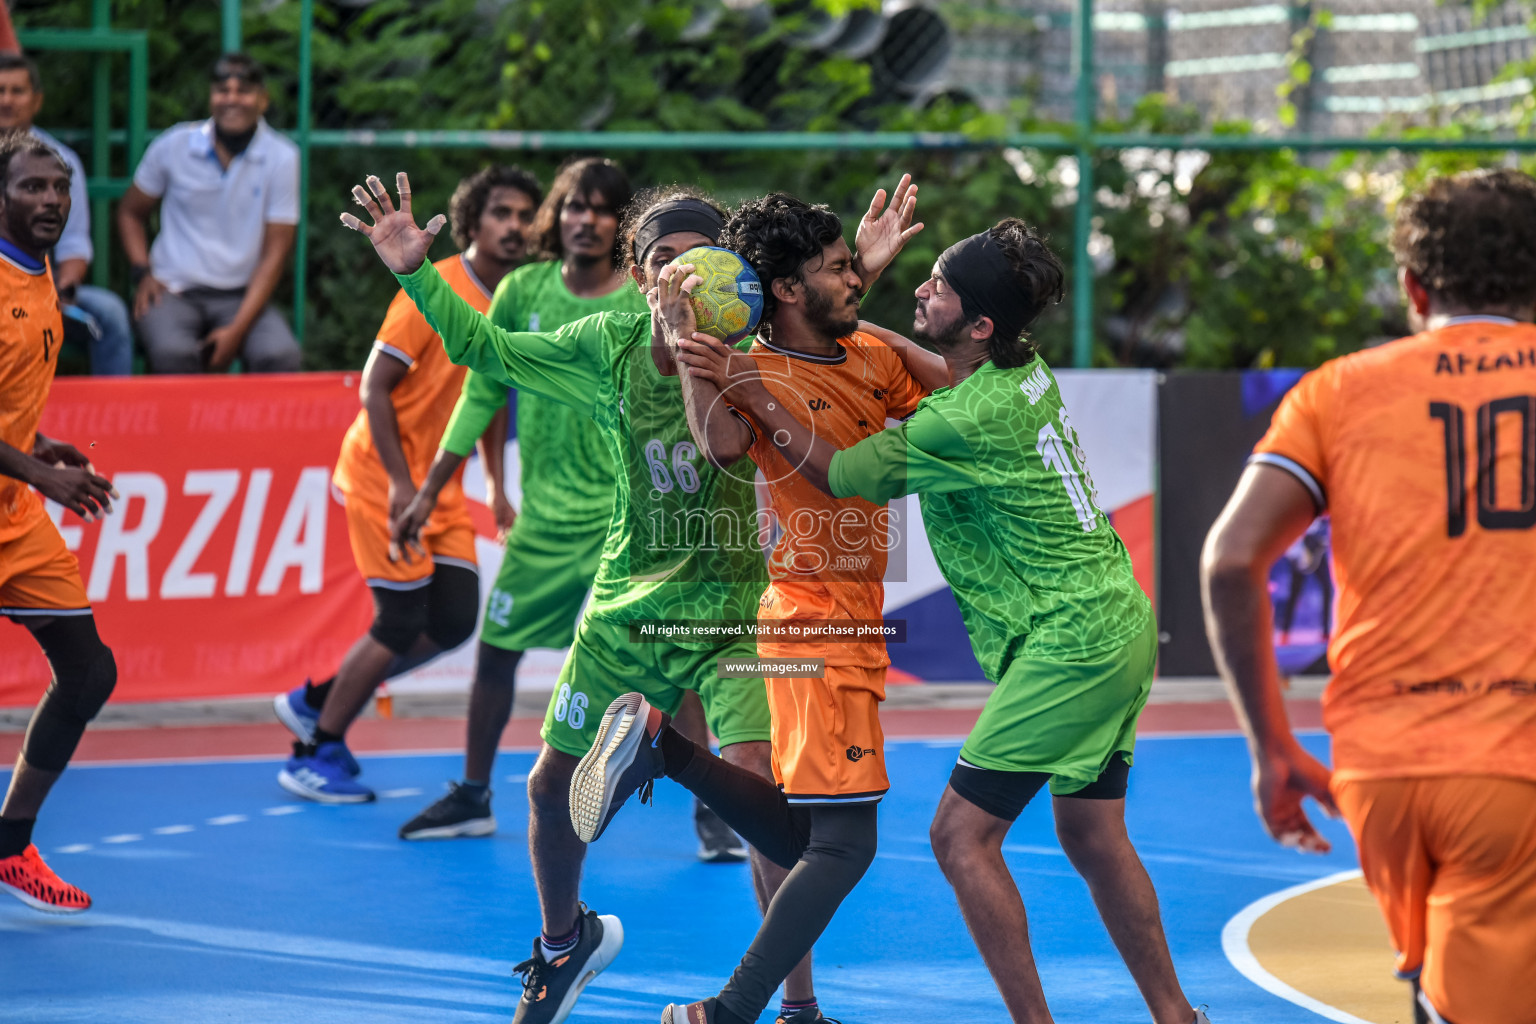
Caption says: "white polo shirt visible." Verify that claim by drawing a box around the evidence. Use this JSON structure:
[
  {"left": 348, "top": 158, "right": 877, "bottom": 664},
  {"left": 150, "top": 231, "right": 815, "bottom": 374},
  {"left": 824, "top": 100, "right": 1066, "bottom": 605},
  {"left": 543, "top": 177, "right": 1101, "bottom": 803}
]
[{"left": 132, "top": 118, "right": 299, "bottom": 293}]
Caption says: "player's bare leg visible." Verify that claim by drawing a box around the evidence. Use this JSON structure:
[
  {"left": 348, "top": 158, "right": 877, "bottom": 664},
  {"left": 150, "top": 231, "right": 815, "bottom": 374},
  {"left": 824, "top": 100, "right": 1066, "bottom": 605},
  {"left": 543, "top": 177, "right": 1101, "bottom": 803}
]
[
  {"left": 527, "top": 742, "right": 588, "bottom": 936},
  {"left": 1053, "top": 796, "right": 1192, "bottom": 1024},
  {"left": 464, "top": 644, "right": 523, "bottom": 784},
  {"left": 930, "top": 786, "right": 1054, "bottom": 1024},
  {"left": 720, "top": 739, "right": 815, "bottom": 1004},
  {"left": 317, "top": 633, "right": 437, "bottom": 735}
]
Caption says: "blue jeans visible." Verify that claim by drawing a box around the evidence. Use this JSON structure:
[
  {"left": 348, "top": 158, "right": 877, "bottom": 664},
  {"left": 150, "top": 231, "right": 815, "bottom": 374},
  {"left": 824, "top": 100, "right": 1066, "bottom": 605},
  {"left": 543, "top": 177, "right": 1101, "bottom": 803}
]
[{"left": 67, "top": 284, "right": 134, "bottom": 376}]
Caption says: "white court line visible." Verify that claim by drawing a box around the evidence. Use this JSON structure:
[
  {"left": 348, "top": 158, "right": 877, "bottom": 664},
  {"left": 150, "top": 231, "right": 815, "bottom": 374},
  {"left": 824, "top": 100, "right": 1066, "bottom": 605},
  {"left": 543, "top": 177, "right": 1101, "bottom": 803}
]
[
  {"left": 56, "top": 844, "right": 91, "bottom": 854},
  {"left": 262, "top": 806, "right": 303, "bottom": 816},
  {"left": 206, "top": 814, "right": 247, "bottom": 826},
  {"left": 152, "top": 825, "right": 194, "bottom": 835},
  {"left": 101, "top": 833, "right": 142, "bottom": 844},
  {"left": 1220, "top": 868, "right": 1373, "bottom": 1024}
]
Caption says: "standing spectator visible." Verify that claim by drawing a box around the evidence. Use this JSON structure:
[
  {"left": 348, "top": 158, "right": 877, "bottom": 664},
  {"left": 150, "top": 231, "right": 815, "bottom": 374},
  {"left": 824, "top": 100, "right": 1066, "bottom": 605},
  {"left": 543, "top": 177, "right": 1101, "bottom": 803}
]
[
  {"left": 0, "top": 54, "right": 133, "bottom": 375},
  {"left": 117, "top": 52, "right": 301, "bottom": 373}
]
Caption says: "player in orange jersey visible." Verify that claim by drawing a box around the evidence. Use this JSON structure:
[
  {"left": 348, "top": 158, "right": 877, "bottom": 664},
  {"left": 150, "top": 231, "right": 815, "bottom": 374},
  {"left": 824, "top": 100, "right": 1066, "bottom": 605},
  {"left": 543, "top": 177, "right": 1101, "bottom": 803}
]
[
  {"left": 572, "top": 184, "right": 942, "bottom": 1024},
  {"left": 273, "top": 166, "right": 542, "bottom": 803},
  {"left": 1203, "top": 168, "right": 1536, "bottom": 1024},
  {"left": 0, "top": 131, "right": 119, "bottom": 913}
]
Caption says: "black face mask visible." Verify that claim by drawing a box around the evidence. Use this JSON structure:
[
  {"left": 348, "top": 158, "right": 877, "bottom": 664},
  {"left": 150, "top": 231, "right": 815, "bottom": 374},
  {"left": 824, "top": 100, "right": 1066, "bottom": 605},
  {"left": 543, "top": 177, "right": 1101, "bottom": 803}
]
[{"left": 215, "top": 124, "right": 258, "bottom": 157}]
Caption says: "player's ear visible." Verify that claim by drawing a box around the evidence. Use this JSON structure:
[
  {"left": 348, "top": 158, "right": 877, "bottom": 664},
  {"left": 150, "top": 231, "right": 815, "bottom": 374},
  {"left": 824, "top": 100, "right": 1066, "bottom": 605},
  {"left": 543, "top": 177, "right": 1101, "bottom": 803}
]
[
  {"left": 629, "top": 263, "right": 645, "bottom": 290},
  {"left": 1401, "top": 269, "right": 1431, "bottom": 317},
  {"left": 771, "top": 276, "right": 799, "bottom": 306},
  {"left": 969, "top": 315, "right": 996, "bottom": 343}
]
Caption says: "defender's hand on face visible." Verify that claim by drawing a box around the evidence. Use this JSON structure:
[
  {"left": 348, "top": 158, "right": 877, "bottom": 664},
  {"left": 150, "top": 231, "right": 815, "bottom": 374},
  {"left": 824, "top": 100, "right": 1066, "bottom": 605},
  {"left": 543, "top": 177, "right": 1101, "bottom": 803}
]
[
  {"left": 853, "top": 173, "right": 924, "bottom": 282},
  {"left": 339, "top": 172, "right": 447, "bottom": 276},
  {"left": 654, "top": 263, "right": 702, "bottom": 346}
]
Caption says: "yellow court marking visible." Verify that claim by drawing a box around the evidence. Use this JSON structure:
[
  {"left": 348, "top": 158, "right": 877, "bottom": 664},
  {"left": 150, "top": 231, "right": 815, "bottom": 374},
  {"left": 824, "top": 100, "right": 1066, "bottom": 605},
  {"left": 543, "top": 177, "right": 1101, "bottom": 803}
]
[{"left": 1222, "top": 870, "right": 1411, "bottom": 1024}]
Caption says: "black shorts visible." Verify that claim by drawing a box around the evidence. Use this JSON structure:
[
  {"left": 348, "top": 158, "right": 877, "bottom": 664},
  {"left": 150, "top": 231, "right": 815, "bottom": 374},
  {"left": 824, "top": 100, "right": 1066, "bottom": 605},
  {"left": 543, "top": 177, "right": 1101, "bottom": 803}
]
[{"left": 948, "top": 751, "right": 1131, "bottom": 822}]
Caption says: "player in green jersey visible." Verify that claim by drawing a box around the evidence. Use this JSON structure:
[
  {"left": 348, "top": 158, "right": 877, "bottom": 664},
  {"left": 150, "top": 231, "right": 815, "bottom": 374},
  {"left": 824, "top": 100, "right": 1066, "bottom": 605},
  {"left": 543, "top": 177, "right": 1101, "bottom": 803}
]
[
  {"left": 340, "top": 173, "right": 817, "bottom": 1024},
  {"left": 675, "top": 220, "right": 1209, "bottom": 1024}
]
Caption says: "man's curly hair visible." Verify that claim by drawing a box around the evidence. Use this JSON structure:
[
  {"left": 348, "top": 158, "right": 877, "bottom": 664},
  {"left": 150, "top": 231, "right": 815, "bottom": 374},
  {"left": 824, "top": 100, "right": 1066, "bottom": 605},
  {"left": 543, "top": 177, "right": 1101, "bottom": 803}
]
[
  {"left": 721, "top": 193, "right": 844, "bottom": 326},
  {"left": 448, "top": 166, "right": 541, "bottom": 251},
  {"left": 971, "top": 218, "right": 1064, "bottom": 367},
  {"left": 1391, "top": 168, "right": 1536, "bottom": 312},
  {"left": 620, "top": 183, "right": 726, "bottom": 272}
]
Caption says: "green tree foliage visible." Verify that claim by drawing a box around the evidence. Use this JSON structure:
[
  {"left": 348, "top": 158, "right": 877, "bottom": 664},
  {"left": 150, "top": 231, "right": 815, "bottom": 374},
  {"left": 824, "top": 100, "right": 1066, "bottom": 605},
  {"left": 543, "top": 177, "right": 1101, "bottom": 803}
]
[{"left": 16, "top": 0, "right": 1528, "bottom": 371}]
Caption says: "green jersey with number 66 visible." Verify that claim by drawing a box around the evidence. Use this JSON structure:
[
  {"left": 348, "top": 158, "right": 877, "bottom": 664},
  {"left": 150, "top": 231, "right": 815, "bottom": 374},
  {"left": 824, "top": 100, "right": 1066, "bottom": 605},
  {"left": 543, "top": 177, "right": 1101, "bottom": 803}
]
[
  {"left": 828, "top": 357, "right": 1150, "bottom": 678},
  {"left": 397, "top": 262, "right": 766, "bottom": 645}
]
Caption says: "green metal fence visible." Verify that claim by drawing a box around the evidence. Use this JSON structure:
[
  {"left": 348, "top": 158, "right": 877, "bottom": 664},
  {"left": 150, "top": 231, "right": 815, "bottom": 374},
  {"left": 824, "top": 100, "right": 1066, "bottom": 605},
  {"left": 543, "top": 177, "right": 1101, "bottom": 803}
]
[{"left": 34, "top": 0, "right": 1536, "bottom": 366}]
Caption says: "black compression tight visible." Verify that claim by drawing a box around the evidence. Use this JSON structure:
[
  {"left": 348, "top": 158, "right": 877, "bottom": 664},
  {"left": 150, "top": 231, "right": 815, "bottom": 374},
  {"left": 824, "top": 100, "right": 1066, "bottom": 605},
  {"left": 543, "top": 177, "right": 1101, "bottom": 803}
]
[{"left": 664, "top": 730, "right": 879, "bottom": 1023}]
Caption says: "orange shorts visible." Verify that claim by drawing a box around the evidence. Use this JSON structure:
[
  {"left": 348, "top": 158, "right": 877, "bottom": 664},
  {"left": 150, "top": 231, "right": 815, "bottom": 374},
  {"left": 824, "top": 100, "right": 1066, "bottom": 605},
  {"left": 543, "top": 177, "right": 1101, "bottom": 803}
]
[
  {"left": 766, "top": 663, "right": 888, "bottom": 804},
  {"left": 1334, "top": 775, "right": 1536, "bottom": 1024},
  {"left": 342, "top": 494, "right": 476, "bottom": 588},
  {"left": 0, "top": 513, "right": 89, "bottom": 616}
]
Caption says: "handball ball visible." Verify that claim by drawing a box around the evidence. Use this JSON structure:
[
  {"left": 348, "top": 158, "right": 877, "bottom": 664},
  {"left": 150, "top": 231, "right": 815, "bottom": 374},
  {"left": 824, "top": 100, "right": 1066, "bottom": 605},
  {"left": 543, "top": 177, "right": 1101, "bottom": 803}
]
[{"left": 673, "top": 246, "right": 763, "bottom": 345}]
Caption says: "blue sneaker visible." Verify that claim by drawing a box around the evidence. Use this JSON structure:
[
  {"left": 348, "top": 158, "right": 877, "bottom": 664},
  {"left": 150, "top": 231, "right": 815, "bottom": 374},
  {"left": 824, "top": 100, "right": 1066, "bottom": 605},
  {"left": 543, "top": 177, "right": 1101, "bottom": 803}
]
[
  {"left": 273, "top": 682, "right": 359, "bottom": 776},
  {"left": 273, "top": 682, "right": 320, "bottom": 742},
  {"left": 278, "top": 742, "right": 376, "bottom": 804}
]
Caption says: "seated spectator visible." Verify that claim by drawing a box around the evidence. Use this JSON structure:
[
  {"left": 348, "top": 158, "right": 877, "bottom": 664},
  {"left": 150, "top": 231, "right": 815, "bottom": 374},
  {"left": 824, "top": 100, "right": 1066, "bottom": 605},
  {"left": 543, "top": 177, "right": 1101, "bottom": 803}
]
[
  {"left": 0, "top": 53, "right": 133, "bottom": 375},
  {"left": 117, "top": 52, "right": 301, "bottom": 373}
]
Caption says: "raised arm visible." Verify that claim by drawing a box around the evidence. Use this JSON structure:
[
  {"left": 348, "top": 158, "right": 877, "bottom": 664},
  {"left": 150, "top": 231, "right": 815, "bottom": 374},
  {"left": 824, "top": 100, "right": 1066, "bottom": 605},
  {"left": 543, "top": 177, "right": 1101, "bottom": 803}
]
[
  {"left": 655, "top": 263, "right": 753, "bottom": 469},
  {"left": 342, "top": 173, "right": 600, "bottom": 412},
  {"left": 850, "top": 173, "right": 923, "bottom": 295}
]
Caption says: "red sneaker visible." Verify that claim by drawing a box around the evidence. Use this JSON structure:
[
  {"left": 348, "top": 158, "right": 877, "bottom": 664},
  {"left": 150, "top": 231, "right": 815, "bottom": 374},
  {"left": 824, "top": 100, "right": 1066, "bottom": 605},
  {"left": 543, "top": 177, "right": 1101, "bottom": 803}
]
[{"left": 0, "top": 844, "right": 92, "bottom": 913}]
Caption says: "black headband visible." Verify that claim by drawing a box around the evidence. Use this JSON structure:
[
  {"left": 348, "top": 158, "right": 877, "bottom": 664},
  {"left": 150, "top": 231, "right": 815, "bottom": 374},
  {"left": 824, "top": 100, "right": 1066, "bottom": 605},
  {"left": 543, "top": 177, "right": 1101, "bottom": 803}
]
[
  {"left": 935, "top": 230, "right": 1036, "bottom": 347},
  {"left": 632, "top": 199, "right": 724, "bottom": 265}
]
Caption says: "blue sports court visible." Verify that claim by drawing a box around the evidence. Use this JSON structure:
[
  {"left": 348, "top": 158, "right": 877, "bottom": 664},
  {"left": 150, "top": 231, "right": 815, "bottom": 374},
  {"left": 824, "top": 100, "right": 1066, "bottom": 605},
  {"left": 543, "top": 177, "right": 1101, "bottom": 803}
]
[{"left": 2, "top": 733, "right": 1357, "bottom": 1023}]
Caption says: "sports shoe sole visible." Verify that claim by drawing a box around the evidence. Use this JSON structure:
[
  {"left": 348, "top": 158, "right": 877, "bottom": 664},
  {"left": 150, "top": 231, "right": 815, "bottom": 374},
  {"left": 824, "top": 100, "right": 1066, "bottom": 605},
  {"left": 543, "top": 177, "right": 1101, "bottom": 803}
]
[
  {"left": 272, "top": 693, "right": 317, "bottom": 744},
  {"left": 568, "top": 693, "right": 650, "bottom": 843},
  {"left": 544, "top": 914, "right": 624, "bottom": 1024},
  {"left": 277, "top": 769, "right": 375, "bottom": 804},
  {"left": 399, "top": 815, "right": 496, "bottom": 840},
  {"left": 0, "top": 879, "right": 90, "bottom": 914}
]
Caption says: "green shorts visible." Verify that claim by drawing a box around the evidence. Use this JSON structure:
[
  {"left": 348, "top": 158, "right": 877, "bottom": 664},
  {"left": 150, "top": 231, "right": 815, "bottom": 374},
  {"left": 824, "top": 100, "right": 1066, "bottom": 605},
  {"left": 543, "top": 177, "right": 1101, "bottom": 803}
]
[
  {"left": 959, "top": 617, "right": 1157, "bottom": 795},
  {"left": 479, "top": 518, "right": 606, "bottom": 653},
  {"left": 541, "top": 618, "right": 771, "bottom": 758}
]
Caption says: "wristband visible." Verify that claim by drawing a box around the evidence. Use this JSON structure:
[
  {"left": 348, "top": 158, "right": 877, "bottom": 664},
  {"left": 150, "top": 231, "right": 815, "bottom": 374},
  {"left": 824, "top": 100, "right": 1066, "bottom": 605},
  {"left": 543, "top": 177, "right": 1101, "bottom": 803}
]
[{"left": 129, "top": 265, "right": 151, "bottom": 287}]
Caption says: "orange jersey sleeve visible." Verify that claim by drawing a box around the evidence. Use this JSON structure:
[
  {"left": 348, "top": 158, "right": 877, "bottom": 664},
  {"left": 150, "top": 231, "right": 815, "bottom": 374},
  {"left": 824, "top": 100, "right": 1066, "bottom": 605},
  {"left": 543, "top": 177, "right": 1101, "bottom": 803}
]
[
  {"left": 333, "top": 254, "right": 493, "bottom": 513},
  {"left": 1251, "top": 320, "right": 1536, "bottom": 784}
]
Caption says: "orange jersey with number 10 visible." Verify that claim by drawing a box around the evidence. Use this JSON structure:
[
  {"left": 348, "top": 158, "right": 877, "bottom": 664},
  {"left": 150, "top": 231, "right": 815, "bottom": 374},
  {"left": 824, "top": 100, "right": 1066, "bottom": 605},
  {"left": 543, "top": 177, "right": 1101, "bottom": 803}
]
[
  {"left": 0, "top": 250, "right": 64, "bottom": 543},
  {"left": 1253, "top": 318, "right": 1536, "bottom": 784}
]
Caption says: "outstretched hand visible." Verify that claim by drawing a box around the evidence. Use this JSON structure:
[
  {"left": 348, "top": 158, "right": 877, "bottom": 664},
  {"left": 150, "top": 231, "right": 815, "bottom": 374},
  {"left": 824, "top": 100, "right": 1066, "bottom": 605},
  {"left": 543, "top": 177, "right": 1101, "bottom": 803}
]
[
  {"left": 339, "top": 172, "right": 447, "bottom": 275},
  {"left": 653, "top": 262, "right": 702, "bottom": 351},
  {"left": 853, "top": 173, "right": 923, "bottom": 288}
]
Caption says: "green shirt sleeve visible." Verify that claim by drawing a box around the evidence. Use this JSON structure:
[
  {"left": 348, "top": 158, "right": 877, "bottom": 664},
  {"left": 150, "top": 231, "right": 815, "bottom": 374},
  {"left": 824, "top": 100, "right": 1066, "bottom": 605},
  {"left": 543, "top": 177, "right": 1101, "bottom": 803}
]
[
  {"left": 395, "top": 261, "right": 602, "bottom": 417},
  {"left": 828, "top": 400, "right": 981, "bottom": 504},
  {"left": 440, "top": 370, "right": 508, "bottom": 457}
]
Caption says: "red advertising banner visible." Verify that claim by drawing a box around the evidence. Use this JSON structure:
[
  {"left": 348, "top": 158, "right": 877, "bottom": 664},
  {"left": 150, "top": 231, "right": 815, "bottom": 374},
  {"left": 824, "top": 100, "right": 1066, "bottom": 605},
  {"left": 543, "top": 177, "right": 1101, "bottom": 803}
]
[{"left": 0, "top": 373, "right": 373, "bottom": 706}]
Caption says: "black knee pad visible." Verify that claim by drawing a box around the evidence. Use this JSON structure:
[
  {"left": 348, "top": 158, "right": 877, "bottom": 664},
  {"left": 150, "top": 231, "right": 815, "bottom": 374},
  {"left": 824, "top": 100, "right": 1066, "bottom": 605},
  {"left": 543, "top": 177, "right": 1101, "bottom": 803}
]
[
  {"left": 368, "top": 584, "right": 431, "bottom": 654},
  {"left": 22, "top": 616, "right": 117, "bottom": 772},
  {"left": 806, "top": 803, "right": 879, "bottom": 880},
  {"left": 424, "top": 562, "right": 479, "bottom": 652}
]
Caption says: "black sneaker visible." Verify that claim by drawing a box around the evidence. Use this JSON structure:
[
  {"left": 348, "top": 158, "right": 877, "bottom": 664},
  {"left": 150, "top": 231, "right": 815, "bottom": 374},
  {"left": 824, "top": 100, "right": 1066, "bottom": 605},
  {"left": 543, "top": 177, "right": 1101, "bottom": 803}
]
[
  {"left": 511, "top": 906, "right": 623, "bottom": 1024},
  {"left": 568, "top": 693, "right": 667, "bottom": 843},
  {"left": 694, "top": 798, "right": 748, "bottom": 863},
  {"left": 398, "top": 782, "right": 495, "bottom": 840}
]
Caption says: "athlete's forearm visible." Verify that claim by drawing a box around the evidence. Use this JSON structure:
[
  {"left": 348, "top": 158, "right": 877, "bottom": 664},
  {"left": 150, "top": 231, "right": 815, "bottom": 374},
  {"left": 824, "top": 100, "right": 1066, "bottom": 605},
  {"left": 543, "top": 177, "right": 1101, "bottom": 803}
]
[
  {"left": 735, "top": 384, "right": 839, "bottom": 495},
  {"left": 363, "top": 391, "right": 413, "bottom": 487},
  {"left": 477, "top": 405, "right": 510, "bottom": 499},
  {"left": 679, "top": 363, "right": 752, "bottom": 470},
  {"left": 0, "top": 439, "right": 43, "bottom": 486},
  {"left": 399, "top": 263, "right": 532, "bottom": 386},
  {"left": 857, "top": 320, "right": 949, "bottom": 394},
  {"left": 418, "top": 446, "right": 465, "bottom": 501},
  {"left": 1201, "top": 549, "right": 1299, "bottom": 759}
]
